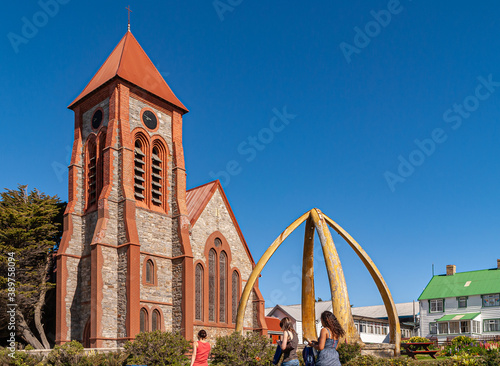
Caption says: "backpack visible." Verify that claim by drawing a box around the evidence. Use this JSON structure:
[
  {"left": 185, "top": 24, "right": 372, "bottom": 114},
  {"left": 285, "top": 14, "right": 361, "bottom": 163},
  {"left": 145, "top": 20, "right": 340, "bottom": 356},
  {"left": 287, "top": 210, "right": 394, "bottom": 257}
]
[{"left": 303, "top": 346, "right": 316, "bottom": 366}]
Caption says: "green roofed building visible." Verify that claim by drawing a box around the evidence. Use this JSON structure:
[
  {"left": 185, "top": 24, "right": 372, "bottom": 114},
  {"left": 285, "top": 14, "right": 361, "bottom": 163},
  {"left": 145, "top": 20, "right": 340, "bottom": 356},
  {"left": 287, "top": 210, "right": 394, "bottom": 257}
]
[{"left": 418, "top": 261, "right": 500, "bottom": 340}]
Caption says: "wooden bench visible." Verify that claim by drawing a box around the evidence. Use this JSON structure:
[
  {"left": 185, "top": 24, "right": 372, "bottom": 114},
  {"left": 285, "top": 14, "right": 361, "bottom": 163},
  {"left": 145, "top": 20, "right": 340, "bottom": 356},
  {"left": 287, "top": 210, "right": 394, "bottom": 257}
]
[{"left": 401, "top": 342, "right": 438, "bottom": 359}]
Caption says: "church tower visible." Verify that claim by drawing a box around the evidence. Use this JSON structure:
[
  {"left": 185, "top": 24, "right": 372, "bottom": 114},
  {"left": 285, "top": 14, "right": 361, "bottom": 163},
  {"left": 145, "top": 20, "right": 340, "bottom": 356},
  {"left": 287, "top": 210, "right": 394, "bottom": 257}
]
[{"left": 56, "top": 30, "right": 267, "bottom": 348}]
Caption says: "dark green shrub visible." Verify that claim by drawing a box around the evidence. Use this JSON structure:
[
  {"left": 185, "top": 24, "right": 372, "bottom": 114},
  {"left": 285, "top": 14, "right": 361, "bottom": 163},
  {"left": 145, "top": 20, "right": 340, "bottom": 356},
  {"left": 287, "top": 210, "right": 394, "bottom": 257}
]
[
  {"left": 0, "top": 347, "right": 43, "bottom": 366},
  {"left": 211, "top": 332, "right": 274, "bottom": 366},
  {"left": 482, "top": 349, "right": 500, "bottom": 366},
  {"left": 338, "top": 342, "right": 362, "bottom": 364},
  {"left": 46, "top": 340, "right": 85, "bottom": 366},
  {"left": 77, "top": 350, "right": 128, "bottom": 366},
  {"left": 124, "top": 330, "right": 190, "bottom": 366},
  {"left": 345, "top": 355, "right": 385, "bottom": 366}
]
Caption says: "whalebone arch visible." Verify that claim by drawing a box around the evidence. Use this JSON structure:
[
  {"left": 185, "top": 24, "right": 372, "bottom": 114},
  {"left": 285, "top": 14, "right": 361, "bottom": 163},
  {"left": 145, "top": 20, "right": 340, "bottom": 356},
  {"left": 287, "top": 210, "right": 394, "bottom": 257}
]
[{"left": 235, "top": 208, "right": 401, "bottom": 355}]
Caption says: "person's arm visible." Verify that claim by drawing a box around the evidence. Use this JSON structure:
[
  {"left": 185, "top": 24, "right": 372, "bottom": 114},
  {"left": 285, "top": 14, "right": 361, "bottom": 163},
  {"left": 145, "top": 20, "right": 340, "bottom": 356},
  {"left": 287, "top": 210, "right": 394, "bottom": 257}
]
[
  {"left": 313, "top": 328, "right": 327, "bottom": 351},
  {"left": 190, "top": 341, "right": 198, "bottom": 366},
  {"left": 279, "top": 330, "right": 289, "bottom": 350}
]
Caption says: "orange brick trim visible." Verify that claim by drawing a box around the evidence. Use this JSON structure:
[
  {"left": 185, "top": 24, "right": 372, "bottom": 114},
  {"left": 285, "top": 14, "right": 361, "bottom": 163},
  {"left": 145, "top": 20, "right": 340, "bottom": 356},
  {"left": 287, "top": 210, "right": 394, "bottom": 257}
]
[{"left": 140, "top": 299, "right": 174, "bottom": 306}]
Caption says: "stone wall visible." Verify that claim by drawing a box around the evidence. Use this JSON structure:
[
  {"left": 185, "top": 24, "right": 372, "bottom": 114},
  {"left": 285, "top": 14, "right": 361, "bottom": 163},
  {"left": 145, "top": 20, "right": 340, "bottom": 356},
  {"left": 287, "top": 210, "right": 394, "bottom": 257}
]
[
  {"left": 190, "top": 188, "right": 257, "bottom": 330},
  {"left": 101, "top": 246, "right": 119, "bottom": 339},
  {"left": 136, "top": 208, "right": 172, "bottom": 256},
  {"left": 172, "top": 258, "right": 183, "bottom": 332},
  {"left": 81, "top": 99, "right": 109, "bottom": 142}
]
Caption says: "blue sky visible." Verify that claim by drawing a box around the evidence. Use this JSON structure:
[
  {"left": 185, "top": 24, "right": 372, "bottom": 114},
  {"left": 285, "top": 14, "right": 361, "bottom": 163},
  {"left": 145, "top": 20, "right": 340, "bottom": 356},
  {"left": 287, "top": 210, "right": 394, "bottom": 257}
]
[{"left": 1, "top": 0, "right": 499, "bottom": 309}]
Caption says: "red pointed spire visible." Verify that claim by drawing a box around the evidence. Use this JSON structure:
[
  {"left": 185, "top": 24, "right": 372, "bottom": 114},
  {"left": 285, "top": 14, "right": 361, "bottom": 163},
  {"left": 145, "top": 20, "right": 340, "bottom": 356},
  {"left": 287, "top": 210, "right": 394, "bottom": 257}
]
[{"left": 69, "top": 32, "right": 188, "bottom": 112}]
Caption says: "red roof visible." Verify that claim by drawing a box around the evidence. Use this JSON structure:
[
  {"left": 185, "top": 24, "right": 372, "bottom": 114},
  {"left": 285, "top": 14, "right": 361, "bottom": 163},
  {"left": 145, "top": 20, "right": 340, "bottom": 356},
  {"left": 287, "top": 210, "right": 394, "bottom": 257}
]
[
  {"left": 69, "top": 31, "right": 188, "bottom": 112},
  {"left": 186, "top": 180, "right": 255, "bottom": 265},
  {"left": 186, "top": 181, "right": 219, "bottom": 225}
]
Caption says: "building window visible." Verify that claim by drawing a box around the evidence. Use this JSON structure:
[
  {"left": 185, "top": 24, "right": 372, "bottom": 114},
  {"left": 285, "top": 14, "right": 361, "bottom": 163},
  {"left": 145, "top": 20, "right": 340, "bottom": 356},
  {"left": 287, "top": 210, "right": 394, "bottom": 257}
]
[
  {"left": 140, "top": 308, "right": 148, "bottom": 332},
  {"left": 482, "top": 294, "right": 500, "bottom": 307},
  {"left": 232, "top": 270, "right": 240, "bottom": 324},
  {"left": 472, "top": 320, "right": 480, "bottom": 333},
  {"left": 484, "top": 319, "right": 500, "bottom": 332},
  {"left": 214, "top": 237, "right": 222, "bottom": 247},
  {"left": 145, "top": 260, "right": 154, "bottom": 284},
  {"left": 457, "top": 297, "right": 467, "bottom": 308},
  {"left": 195, "top": 264, "right": 203, "bottom": 321},
  {"left": 219, "top": 251, "right": 227, "bottom": 323},
  {"left": 152, "top": 309, "right": 161, "bottom": 331},
  {"left": 461, "top": 321, "right": 470, "bottom": 333},
  {"left": 208, "top": 249, "right": 216, "bottom": 322},
  {"left": 359, "top": 321, "right": 366, "bottom": 333},
  {"left": 430, "top": 322, "right": 437, "bottom": 334},
  {"left": 87, "top": 138, "right": 97, "bottom": 207},
  {"left": 151, "top": 143, "right": 164, "bottom": 207},
  {"left": 429, "top": 299, "right": 444, "bottom": 313},
  {"left": 449, "top": 321, "right": 460, "bottom": 334},
  {"left": 97, "top": 133, "right": 106, "bottom": 200},
  {"left": 134, "top": 139, "right": 146, "bottom": 201},
  {"left": 438, "top": 322, "right": 448, "bottom": 334}
]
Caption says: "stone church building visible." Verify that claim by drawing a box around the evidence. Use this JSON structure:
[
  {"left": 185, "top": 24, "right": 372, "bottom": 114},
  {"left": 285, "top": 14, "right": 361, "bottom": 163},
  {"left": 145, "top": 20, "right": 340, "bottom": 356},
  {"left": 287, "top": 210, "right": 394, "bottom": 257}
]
[{"left": 55, "top": 30, "right": 268, "bottom": 347}]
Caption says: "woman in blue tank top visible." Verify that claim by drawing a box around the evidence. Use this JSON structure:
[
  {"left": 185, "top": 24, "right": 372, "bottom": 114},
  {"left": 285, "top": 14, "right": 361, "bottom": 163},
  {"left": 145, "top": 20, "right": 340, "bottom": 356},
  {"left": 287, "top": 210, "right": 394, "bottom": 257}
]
[{"left": 312, "top": 311, "right": 345, "bottom": 366}]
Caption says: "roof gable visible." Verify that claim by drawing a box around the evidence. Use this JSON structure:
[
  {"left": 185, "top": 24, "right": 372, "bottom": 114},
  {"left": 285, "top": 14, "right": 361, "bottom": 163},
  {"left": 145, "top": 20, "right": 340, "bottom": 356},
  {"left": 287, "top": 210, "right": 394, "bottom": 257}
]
[
  {"left": 69, "top": 31, "right": 187, "bottom": 112},
  {"left": 418, "top": 269, "right": 500, "bottom": 300},
  {"left": 186, "top": 180, "right": 255, "bottom": 265}
]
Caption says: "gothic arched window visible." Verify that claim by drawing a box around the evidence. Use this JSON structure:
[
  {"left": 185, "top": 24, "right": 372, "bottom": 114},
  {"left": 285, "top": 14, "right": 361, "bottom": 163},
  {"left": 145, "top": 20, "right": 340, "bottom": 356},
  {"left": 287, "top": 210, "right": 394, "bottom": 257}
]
[
  {"left": 195, "top": 264, "right": 204, "bottom": 321},
  {"left": 146, "top": 259, "right": 154, "bottom": 284},
  {"left": 208, "top": 249, "right": 217, "bottom": 322},
  {"left": 140, "top": 308, "right": 148, "bottom": 332},
  {"left": 219, "top": 251, "right": 227, "bottom": 323},
  {"left": 134, "top": 137, "right": 147, "bottom": 201},
  {"left": 97, "top": 132, "right": 106, "bottom": 200},
  {"left": 232, "top": 270, "right": 240, "bottom": 323},
  {"left": 152, "top": 309, "right": 161, "bottom": 331},
  {"left": 86, "top": 137, "right": 97, "bottom": 208},
  {"left": 151, "top": 141, "right": 165, "bottom": 208}
]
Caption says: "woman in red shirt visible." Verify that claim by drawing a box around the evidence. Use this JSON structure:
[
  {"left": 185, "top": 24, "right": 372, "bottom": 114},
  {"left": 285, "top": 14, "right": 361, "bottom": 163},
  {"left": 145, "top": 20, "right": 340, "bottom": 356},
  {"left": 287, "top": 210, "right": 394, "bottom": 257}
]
[{"left": 190, "top": 330, "right": 211, "bottom": 366}]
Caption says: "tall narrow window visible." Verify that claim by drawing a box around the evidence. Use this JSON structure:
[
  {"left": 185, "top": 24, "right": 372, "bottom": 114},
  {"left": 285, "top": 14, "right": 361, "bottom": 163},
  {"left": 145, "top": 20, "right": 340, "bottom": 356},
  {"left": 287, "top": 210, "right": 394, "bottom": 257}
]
[
  {"left": 134, "top": 140, "right": 146, "bottom": 201},
  {"left": 219, "top": 251, "right": 227, "bottom": 323},
  {"left": 151, "top": 146, "right": 163, "bottom": 206},
  {"left": 87, "top": 139, "right": 97, "bottom": 207},
  {"left": 208, "top": 249, "right": 216, "bottom": 322},
  {"left": 152, "top": 309, "right": 160, "bottom": 331},
  {"left": 232, "top": 270, "right": 240, "bottom": 323},
  {"left": 195, "top": 264, "right": 204, "bottom": 321},
  {"left": 97, "top": 133, "right": 106, "bottom": 199},
  {"left": 140, "top": 308, "right": 148, "bottom": 332},
  {"left": 146, "top": 260, "right": 154, "bottom": 284}
]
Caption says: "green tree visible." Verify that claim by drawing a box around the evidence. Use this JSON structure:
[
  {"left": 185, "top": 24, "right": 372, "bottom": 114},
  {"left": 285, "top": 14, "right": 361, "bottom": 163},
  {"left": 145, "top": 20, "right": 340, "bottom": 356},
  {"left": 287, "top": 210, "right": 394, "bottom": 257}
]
[{"left": 0, "top": 185, "right": 65, "bottom": 349}]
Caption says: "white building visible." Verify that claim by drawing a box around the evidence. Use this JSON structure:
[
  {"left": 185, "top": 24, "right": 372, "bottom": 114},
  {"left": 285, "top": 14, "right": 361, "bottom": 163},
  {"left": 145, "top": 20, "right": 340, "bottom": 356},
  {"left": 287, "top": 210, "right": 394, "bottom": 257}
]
[
  {"left": 266, "top": 301, "right": 417, "bottom": 344},
  {"left": 418, "top": 261, "right": 500, "bottom": 340}
]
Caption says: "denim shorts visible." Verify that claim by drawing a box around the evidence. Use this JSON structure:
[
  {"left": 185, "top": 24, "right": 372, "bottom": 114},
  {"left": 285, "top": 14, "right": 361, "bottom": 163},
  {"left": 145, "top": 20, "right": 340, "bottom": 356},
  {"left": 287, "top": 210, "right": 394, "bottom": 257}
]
[{"left": 282, "top": 360, "right": 300, "bottom": 366}]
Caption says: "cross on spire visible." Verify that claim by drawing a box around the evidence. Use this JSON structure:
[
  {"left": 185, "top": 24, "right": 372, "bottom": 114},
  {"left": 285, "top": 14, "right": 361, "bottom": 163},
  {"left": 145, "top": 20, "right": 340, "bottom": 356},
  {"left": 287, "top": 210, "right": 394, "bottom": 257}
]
[{"left": 126, "top": 5, "right": 132, "bottom": 31}]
